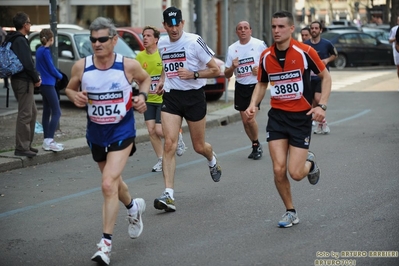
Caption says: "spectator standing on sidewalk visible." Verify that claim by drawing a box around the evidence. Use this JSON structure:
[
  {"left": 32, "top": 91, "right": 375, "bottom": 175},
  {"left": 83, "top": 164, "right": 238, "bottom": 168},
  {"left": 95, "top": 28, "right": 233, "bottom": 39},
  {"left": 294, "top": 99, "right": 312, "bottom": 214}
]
[
  {"left": 245, "top": 10, "right": 331, "bottom": 228},
  {"left": 153, "top": 6, "right": 222, "bottom": 212},
  {"left": 65, "top": 17, "right": 151, "bottom": 265},
  {"left": 304, "top": 21, "right": 337, "bottom": 134},
  {"left": 135, "top": 25, "right": 186, "bottom": 173},
  {"left": 4, "top": 12, "right": 41, "bottom": 158},
  {"left": 225, "top": 21, "right": 267, "bottom": 160},
  {"left": 36, "top": 29, "right": 64, "bottom": 152}
]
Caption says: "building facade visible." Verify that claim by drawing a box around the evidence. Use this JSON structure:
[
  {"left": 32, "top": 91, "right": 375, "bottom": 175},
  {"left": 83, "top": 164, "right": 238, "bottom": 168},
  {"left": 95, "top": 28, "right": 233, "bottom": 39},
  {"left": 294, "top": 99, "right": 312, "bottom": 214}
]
[{"left": 0, "top": 0, "right": 295, "bottom": 58}]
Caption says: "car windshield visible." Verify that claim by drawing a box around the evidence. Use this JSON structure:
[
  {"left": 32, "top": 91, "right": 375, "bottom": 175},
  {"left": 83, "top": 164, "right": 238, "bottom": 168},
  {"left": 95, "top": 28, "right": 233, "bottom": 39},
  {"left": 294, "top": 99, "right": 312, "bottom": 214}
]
[{"left": 73, "top": 33, "right": 136, "bottom": 58}]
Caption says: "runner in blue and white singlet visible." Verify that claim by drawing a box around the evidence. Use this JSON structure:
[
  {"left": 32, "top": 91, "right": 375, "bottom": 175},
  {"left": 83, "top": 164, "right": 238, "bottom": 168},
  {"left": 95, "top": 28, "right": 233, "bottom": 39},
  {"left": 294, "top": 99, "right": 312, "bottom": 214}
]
[
  {"left": 65, "top": 17, "right": 151, "bottom": 265},
  {"left": 82, "top": 53, "right": 135, "bottom": 147}
]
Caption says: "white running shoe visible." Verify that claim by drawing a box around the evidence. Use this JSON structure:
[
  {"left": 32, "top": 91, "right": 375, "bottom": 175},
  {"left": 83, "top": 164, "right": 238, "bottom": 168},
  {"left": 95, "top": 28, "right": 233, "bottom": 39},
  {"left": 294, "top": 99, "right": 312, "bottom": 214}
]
[
  {"left": 152, "top": 159, "right": 162, "bottom": 172},
  {"left": 314, "top": 120, "right": 330, "bottom": 135},
  {"left": 176, "top": 132, "right": 186, "bottom": 156},
  {"left": 91, "top": 238, "right": 112, "bottom": 265},
  {"left": 278, "top": 211, "right": 299, "bottom": 228},
  {"left": 42, "top": 141, "right": 64, "bottom": 152},
  {"left": 321, "top": 121, "right": 330, "bottom": 134},
  {"left": 128, "top": 198, "right": 146, "bottom": 239}
]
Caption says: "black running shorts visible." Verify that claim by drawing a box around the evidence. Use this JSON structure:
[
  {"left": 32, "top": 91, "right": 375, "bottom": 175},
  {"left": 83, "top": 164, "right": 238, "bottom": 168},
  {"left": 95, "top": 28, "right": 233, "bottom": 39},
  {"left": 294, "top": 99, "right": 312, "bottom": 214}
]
[
  {"left": 88, "top": 137, "right": 136, "bottom": 162},
  {"left": 266, "top": 108, "right": 312, "bottom": 149},
  {"left": 161, "top": 88, "right": 206, "bottom": 122},
  {"left": 234, "top": 82, "right": 260, "bottom": 111},
  {"left": 144, "top": 102, "right": 162, "bottom": 123}
]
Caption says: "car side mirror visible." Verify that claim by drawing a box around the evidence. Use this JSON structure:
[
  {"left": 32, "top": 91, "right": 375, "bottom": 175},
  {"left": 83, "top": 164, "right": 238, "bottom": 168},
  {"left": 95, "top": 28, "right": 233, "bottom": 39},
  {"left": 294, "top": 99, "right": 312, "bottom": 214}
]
[{"left": 61, "top": 50, "right": 74, "bottom": 59}]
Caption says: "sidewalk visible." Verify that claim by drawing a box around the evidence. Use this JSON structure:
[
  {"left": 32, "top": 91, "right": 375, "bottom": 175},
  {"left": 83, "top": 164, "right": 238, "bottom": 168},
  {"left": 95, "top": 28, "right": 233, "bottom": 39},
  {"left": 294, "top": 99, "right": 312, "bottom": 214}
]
[{"left": 0, "top": 78, "right": 239, "bottom": 173}]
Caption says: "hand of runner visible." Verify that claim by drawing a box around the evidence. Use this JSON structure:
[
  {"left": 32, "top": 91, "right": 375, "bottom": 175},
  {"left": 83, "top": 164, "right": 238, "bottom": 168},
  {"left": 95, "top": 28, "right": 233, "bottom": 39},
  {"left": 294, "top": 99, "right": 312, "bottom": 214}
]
[
  {"left": 307, "top": 107, "right": 325, "bottom": 122},
  {"left": 177, "top": 67, "right": 195, "bottom": 80},
  {"left": 245, "top": 105, "right": 256, "bottom": 121},
  {"left": 132, "top": 95, "right": 147, "bottom": 114},
  {"left": 74, "top": 90, "right": 88, "bottom": 108},
  {"left": 155, "top": 82, "right": 164, "bottom": 95},
  {"left": 252, "top": 65, "right": 259, "bottom": 76},
  {"left": 232, "top": 57, "right": 239, "bottom": 68}
]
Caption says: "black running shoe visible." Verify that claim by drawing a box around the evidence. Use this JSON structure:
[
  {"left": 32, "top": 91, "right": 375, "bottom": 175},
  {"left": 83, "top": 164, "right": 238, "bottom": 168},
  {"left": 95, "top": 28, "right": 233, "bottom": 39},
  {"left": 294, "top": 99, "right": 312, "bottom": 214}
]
[
  {"left": 307, "top": 151, "right": 320, "bottom": 185},
  {"left": 248, "top": 143, "right": 263, "bottom": 160}
]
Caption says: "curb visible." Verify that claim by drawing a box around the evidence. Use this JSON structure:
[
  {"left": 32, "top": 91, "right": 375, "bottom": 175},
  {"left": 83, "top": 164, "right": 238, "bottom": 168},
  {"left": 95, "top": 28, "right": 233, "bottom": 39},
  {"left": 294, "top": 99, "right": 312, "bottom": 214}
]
[{"left": 0, "top": 105, "right": 240, "bottom": 173}]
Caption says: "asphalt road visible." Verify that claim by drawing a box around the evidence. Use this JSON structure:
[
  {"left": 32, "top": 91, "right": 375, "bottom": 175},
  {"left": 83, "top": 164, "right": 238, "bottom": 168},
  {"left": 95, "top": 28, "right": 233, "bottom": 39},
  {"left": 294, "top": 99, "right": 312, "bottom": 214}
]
[{"left": 1, "top": 69, "right": 398, "bottom": 266}]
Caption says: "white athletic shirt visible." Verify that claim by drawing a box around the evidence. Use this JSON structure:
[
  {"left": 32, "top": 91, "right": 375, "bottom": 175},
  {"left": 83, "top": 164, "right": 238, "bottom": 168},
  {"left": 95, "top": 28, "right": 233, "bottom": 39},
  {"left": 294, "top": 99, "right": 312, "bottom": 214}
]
[
  {"left": 158, "top": 31, "right": 214, "bottom": 92},
  {"left": 225, "top": 37, "right": 267, "bottom": 85},
  {"left": 389, "top": 25, "right": 399, "bottom": 65}
]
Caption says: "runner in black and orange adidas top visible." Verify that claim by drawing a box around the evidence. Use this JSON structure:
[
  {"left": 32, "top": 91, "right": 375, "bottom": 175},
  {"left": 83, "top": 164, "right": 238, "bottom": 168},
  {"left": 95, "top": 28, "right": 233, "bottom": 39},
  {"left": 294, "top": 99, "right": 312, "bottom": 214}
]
[{"left": 245, "top": 10, "right": 332, "bottom": 228}]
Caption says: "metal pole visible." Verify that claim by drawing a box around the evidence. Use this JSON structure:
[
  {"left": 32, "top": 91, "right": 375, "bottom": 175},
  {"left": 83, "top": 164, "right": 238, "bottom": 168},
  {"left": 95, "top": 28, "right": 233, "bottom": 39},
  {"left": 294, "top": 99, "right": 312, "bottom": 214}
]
[
  {"left": 194, "top": 0, "right": 202, "bottom": 35},
  {"left": 49, "top": 0, "right": 60, "bottom": 131},
  {"left": 49, "top": 0, "right": 58, "bottom": 68},
  {"left": 224, "top": 0, "right": 229, "bottom": 103}
]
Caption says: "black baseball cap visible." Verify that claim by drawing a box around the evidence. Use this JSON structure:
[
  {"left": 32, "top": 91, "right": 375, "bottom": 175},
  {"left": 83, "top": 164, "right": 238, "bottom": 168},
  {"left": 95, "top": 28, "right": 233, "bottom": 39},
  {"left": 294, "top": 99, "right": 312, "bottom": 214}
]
[{"left": 163, "top": 6, "right": 182, "bottom": 26}]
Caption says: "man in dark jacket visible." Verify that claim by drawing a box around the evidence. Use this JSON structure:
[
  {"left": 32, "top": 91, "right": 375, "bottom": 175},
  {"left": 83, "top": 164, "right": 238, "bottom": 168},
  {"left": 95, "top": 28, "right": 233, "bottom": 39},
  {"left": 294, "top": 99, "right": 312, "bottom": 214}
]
[{"left": 4, "top": 12, "right": 41, "bottom": 157}]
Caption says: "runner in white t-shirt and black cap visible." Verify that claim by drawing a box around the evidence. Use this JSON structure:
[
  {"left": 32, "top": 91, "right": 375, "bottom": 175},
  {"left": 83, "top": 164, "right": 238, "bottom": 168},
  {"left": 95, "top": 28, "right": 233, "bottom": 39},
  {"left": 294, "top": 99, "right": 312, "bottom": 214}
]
[{"left": 153, "top": 6, "right": 222, "bottom": 212}]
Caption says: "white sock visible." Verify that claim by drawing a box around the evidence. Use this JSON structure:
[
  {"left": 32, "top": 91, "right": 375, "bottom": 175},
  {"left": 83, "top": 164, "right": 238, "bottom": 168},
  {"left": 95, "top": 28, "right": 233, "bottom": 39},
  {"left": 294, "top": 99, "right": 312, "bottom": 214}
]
[
  {"left": 127, "top": 199, "right": 138, "bottom": 217},
  {"left": 44, "top": 138, "right": 53, "bottom": 145},
  {"left": 165, "top": 188, "right": 174, "bottom": 199},
  {"left": 208, "top": 156, "right": 216, "bottom": 167}
]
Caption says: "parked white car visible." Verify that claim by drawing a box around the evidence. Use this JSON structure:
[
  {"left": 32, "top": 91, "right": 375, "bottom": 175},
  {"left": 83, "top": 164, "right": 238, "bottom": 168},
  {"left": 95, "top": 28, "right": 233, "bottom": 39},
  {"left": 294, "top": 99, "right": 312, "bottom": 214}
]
[{"left": 28, "top": 29, "right": 136, "bottom": 94}]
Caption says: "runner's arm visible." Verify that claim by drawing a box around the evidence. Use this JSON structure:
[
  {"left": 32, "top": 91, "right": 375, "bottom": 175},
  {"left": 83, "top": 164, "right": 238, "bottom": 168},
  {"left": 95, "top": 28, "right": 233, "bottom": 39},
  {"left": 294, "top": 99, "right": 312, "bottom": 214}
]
[{"left": 65, "top": 59, "right": 87, "bottom": 108}]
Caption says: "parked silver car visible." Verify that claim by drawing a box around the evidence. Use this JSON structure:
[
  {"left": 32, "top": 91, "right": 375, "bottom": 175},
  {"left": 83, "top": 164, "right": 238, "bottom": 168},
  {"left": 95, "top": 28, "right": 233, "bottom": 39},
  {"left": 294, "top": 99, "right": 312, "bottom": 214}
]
[{"left": 28, "top": 29, "right": 136, "bottom": 93}]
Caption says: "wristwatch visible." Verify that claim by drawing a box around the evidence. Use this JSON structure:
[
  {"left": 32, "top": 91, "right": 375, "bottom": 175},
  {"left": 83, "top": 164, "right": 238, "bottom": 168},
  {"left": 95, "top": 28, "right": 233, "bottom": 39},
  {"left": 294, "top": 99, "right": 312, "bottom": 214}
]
[
  {"left": 193, "top": 71, "right": 200, "bottom": 80},
  {"left": 317, "top": 104, "right": 327, "bottom": 111},
  {"left": 138, "top": 92, "right": 148, "bottom": 101}
]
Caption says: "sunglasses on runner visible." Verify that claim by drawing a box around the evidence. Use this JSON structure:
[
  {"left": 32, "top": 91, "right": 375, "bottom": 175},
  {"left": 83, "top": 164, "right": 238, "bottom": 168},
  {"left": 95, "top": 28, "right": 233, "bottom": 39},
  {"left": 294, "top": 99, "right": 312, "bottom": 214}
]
[{"left": 89, "top": 36, "right": 114, "bottom": 43}]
